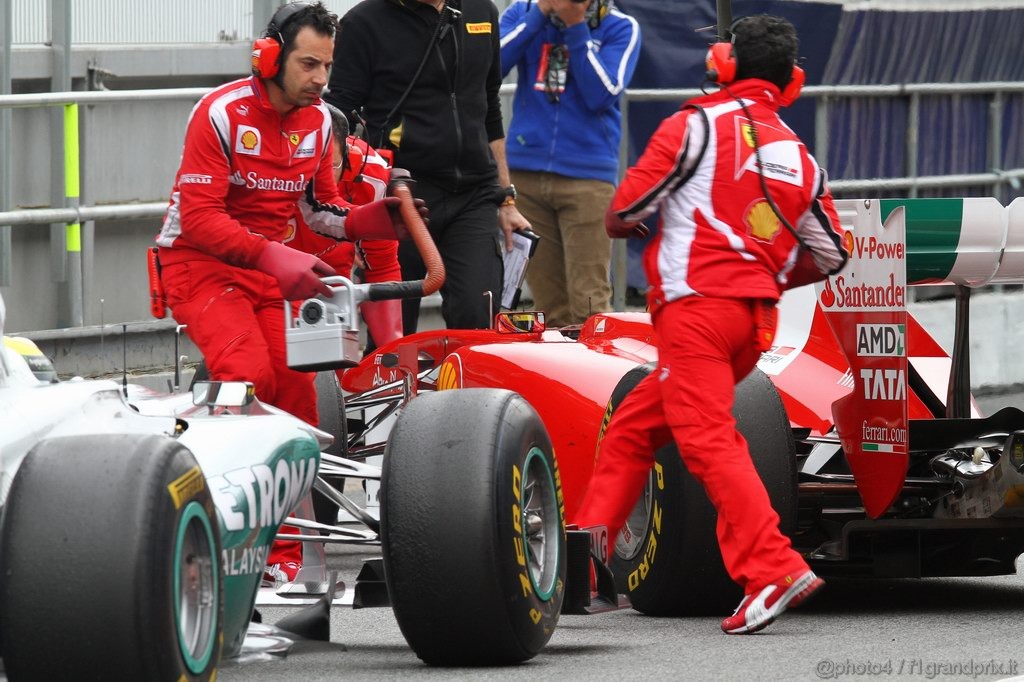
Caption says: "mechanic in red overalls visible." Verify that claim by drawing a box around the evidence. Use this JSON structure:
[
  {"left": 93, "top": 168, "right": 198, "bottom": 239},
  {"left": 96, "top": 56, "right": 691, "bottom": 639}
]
[
  {"left": 156, "top": 2, "right": 413, "bottom": 584},
  {"left": 573, "top": 15, "right": 848, "bottom": 635},
  {"left": 286, "top": 104, "right": 404, "bottom": 348}
]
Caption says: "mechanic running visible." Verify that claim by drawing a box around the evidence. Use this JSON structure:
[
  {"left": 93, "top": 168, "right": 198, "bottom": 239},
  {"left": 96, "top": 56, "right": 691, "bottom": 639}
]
[
  {"left": 155, "top": 2, "right": 414, "bottom": 584},
  {"left": 573, "top": 15, "right": 848, "bottom": 635}
]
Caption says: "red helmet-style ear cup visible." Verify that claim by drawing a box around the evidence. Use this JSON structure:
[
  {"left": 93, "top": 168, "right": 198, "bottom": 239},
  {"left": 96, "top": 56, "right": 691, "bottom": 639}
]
[
  {"left": 779, "top": 64, "right": 805, "bottom": 107},
  {"left": 705, "top": 42, "right": 737, "bottom": 84},
  {"left": 251, "top": 36, "right": 282, "bottom": 79},
  {"left": 340, "top": 143, "right": 366, "bottom": 183},
  {"left": 251, "top": 2, "right": 311, "bottom": 80}
]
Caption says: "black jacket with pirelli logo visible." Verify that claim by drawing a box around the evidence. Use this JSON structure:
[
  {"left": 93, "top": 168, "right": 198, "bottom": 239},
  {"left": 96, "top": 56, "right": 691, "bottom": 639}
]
[{"left": 326, "top": 0, "right": 504, "bottom": 192}]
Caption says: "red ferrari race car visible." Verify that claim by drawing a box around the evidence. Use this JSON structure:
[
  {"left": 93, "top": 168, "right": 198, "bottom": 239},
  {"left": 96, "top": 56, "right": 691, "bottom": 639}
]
[{"left": 311, "top": 195, "right": 1024, "bottom": 636}]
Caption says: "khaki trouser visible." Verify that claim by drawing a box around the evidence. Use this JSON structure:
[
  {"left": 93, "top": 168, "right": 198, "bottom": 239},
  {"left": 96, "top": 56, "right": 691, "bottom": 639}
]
[{"left": 513, "top": 170, "right": 614, "bottom": 326}]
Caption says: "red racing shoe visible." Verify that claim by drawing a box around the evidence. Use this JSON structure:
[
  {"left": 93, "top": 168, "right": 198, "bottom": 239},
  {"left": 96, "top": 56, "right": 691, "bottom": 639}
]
[
  {"left": 720, "top": 570, "right": 824, "bottom": 635},
  {"left": 262, "top": 561, "right": 302, "bottom": 589}
]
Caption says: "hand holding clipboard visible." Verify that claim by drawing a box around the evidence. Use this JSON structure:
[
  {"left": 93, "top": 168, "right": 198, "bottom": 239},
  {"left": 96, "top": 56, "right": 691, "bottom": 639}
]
[{"left": 501, "top": 229, "right": 540, "bottom": 309}]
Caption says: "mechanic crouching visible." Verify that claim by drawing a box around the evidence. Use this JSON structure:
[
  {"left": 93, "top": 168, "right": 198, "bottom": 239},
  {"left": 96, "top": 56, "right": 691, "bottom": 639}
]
[
  {"left": 573, "top": 15, "right": 848, "bottom": 634},
  {"left": 155, "top": 2, "right": 414, "bottom": 584}
]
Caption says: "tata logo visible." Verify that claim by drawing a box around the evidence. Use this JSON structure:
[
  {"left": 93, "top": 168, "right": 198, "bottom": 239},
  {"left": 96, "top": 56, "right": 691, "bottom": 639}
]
[
  {"left": 860, "top": 368, "right": 906, "bottom": 401},
  {"left": 856, "top": 324, "right": 905, "bottom": 357}
]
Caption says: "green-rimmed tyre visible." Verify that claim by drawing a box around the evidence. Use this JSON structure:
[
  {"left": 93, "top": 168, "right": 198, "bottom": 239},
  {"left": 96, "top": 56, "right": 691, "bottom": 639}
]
[
  {"left": 0, "top": 433, "right": 223, "bottom": 681},
  {"left": 609, "top": 364, "right": 798, "bottom": 616},
  {"left": 382, "top": 388, "right": 566, "bottom": 665}
]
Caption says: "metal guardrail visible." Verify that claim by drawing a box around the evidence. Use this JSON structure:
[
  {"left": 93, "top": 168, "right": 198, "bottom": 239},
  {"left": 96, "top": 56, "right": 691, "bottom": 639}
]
[
  {"left": 3, "top": 80, "right": 1023, "bottom": 227},
  {"left": 2, "top": 81, "right": 1023, "bottom": 318}
]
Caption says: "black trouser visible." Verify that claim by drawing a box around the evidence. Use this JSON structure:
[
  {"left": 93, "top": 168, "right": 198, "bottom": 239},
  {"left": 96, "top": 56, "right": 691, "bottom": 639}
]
[{"left": 399, "top": 178, "right": 503, "bottom": 333}]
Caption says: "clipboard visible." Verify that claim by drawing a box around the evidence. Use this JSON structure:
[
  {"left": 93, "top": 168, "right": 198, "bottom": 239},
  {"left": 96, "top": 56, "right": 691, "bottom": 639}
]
[{"left": 501, "top": 229, "right": 540, "bottom": 309}]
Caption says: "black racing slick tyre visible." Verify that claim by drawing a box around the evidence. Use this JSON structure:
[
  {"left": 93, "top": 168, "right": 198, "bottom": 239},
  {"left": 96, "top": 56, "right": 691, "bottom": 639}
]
[
  {"left": 609, "top": 364, "right": 798, "bottom": 616},
  {"left": 0, "top": 434, "right": 223, "bottom": 681},
  {"left": 381, "top": 389, "right": 566, "bottom": 665}
]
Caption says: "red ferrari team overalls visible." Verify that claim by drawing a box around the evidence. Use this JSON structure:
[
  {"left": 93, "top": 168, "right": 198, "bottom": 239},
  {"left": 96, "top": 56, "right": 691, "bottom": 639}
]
[
  {"left": 158, "top": 76, "right": 359, "bottom": 424},
  {"left": 157, "top": 77, "right": 367, "bottom": 574},
  {"left": 574, "top": 80, "right": 848, "bottom": 595},
  {"left": 287, "top": 136, "right": 400, "bottom": 291}
]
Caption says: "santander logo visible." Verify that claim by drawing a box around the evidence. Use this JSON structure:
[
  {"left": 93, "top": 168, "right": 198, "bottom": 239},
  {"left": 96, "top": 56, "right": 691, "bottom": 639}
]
[{"left": 820, "top": 278, "right": 837, "bottom": 307}]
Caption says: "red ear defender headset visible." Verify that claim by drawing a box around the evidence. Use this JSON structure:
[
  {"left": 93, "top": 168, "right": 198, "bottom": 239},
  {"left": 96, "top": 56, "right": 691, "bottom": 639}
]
[
  {"left": 251, "top": 2, "right": 310, "bottom": 79},
  {"left": 704, "top": 28, "right": 805, "bottom": 107},
  {"left": 702, "top": 17, "right": 825, "bottom": 260}
]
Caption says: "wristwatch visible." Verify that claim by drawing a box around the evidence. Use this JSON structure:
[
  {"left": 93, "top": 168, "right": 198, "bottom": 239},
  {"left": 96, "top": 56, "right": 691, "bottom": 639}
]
[{"left": 501, "top": 184, "right": 517, "bottom": 207}]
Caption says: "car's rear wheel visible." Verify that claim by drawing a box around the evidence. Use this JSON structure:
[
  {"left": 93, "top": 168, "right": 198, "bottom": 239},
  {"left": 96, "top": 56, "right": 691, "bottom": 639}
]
[
  {"left": 381, "top": 388, "right": 566, "bottom": 665},
  {"left": 609, "top": 364, "right": 797, "bottom": 616},
  {"left": 0, "top": 434, "right": 223, "bottom": 681}
]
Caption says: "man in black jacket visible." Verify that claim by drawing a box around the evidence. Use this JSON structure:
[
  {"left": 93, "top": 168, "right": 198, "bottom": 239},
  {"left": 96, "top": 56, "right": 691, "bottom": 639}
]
[{"left": 326, "top": 0, "right": 530, "bottom": 333}]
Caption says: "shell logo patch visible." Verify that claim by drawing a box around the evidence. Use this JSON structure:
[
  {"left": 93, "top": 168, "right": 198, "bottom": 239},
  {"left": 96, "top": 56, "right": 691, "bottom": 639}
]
[
  {"left": 842, "top": 229, "right": 855, "bottom": 255},
  {"left": 466, "top": 22, "right": 492, "bottom": 34},
  {"left": 436, "top": 356, "right": 462, "bottom": 391},
  {"left": 744, "top": 199, "right": 781, "bottom": 242},
  {"left": 236, "top": 125, "right": 262, "bottom": 156}
]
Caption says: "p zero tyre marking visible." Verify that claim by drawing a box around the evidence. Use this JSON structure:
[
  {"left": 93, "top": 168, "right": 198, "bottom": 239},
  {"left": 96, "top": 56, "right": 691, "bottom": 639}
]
[
  {"left": 174, "top": 501, "right": 219, "bottom": 675},
  {"left": 520, "top": 447, "right": 560, "bottom": 602},
  {"left": 168, "top": 466, "right": 205, "bottom": 509}
]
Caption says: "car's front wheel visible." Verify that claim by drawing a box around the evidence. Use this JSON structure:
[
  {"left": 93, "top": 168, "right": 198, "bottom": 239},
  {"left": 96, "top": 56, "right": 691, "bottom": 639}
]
[
  {"left": 381, "top": 388, "right": 566, "bottom": 665},
  {"left": 0, "top": 433, "right": 223, "bottom": 681}
]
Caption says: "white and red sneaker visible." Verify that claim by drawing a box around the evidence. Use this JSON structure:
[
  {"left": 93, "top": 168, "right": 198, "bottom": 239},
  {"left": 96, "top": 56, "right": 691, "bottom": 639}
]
[
  {"left": 720, "top": 570, "right": 824, "bottom": 635},
  {"left": 261, "top": 561, "right": 302, "bottom": 589}
]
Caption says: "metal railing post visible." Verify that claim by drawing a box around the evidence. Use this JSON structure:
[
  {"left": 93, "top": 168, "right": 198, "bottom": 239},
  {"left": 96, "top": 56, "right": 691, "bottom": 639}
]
[
  {"left": 906, "top": 92, "right": 920, "bottom": 198},
  {"left": 814, "top": 96, "right": 830, "bottom": 170},
  {"left": 612, "top": 95, "right": 631, "bottom": 312},
  {"left": 0, "top": 0, "right": 12, "bottom": 287},
  {"left": 988, "top": 91, "right": 1005, "bottom": 204},
  {"left": 49, "top": 0, "right": 74, "bottom": 326}
]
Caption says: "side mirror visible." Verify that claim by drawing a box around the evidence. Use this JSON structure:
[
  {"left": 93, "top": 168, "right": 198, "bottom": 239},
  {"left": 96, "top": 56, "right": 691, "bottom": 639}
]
[{"left": 192, "top": 381, "right": 255, "bottom": 408}]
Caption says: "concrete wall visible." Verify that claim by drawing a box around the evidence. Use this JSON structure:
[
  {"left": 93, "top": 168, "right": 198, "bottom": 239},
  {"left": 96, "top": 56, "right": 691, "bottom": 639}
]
[
  {"left": 1, "top": 43, "right": 248, "bottom": 332},
  {"left": 910, "top": 289, "right": 1024, "bottom": 391}
]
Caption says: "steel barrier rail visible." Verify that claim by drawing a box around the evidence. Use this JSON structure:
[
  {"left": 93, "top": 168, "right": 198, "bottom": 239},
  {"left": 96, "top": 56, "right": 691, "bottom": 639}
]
[
  {"left": 0, "top": 202, "right": 168, "bottom": 226},
  {"left": 3, "top": 82, "right": 1024, "bottom": 320},
  {"left": 0, "top": 87, "right": 210, "bottom": 108}
]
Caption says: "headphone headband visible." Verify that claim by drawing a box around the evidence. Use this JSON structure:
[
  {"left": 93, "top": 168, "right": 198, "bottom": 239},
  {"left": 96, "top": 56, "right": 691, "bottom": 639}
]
[
  {"left": 706, "top": 15, "right": 804, "bottom": 106},
  {"left": 265, "top": 2, "right": 310, "bottom": 39}
]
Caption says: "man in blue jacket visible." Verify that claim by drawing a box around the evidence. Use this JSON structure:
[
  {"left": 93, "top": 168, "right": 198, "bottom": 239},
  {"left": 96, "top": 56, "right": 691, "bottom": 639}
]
[{"left": 500, "top": 0, "right": 640, "bottom": 326}]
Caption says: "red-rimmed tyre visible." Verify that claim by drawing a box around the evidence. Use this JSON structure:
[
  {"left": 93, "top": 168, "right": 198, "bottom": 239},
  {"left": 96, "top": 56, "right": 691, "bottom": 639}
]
[
  {"left": 381, "top": 388, "right": 566, "bottom": 665},
  {"left": 0, "top": 434, "right": 223, "bottom": 681}
]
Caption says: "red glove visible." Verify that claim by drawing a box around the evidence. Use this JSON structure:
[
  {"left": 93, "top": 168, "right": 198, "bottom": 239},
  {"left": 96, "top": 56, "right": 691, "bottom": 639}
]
[
  {"left": 345, "top": 198, "right": 412, "bottom": 241},
  {"left": 255, "top": 241, "right": 336, "bottom": 300},
  {"left": 360, "top": 299, "right": 403, "bottom": 347},
  {"left": 605, "top": 208, "right": 650, "bottom": 240},
  {"left": 784, "top": 248, "right": 830, "bottom": 290}
]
